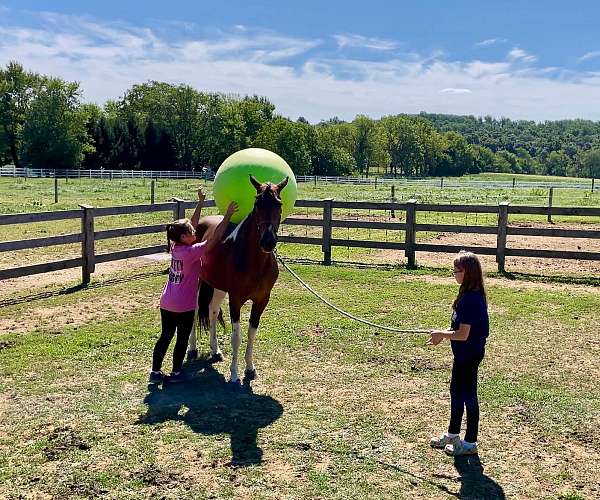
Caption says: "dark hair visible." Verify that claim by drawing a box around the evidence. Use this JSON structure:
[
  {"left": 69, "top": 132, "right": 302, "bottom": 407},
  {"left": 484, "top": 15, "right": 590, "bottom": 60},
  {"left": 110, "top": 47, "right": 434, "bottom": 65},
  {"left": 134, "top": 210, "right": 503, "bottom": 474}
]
[
  {"left": 452, "top": 251, "right": 487, "bottom": 309},
  {"left": 166, "top": 218, "right": 194, "bottom": 252}
]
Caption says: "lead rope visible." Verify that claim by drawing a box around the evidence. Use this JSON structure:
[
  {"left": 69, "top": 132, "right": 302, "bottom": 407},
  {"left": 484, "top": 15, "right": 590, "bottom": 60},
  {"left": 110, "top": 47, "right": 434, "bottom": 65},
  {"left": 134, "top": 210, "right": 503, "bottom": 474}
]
[{"left": 274, "top": 249, "right": 430, "bottom": 334}]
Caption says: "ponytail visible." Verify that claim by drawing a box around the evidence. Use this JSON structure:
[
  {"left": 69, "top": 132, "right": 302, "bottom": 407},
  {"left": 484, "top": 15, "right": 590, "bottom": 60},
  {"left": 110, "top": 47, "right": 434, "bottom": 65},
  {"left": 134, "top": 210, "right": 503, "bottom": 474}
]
[
  {"left": 165, "top": 218, "right": 194, "bottom": 252},
  {"left": 165, "top": 224, "right": 173, "bottom": 253}
]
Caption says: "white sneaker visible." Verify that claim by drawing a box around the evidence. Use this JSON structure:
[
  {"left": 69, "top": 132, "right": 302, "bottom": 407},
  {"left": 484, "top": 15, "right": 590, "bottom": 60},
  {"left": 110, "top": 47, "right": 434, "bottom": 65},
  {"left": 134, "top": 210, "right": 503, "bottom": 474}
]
[
  {"left": 444, "top": 439, "right": 478, "bottom": 456},
  {"left": 430, "top": 433, "right": 458, "bottom": 449}
]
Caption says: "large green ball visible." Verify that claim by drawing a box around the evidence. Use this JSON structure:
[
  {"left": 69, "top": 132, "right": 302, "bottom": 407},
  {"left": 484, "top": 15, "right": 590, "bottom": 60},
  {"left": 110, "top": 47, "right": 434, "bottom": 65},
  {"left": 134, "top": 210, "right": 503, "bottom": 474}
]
[{"left": 213, "top": 148, "right": 297, "bottom": 224}]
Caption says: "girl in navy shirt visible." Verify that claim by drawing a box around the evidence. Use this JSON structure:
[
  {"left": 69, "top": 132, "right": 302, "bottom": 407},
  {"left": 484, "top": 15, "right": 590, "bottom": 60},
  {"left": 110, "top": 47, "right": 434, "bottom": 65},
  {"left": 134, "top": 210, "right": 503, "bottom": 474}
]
[{"left": 428, "top": 251, "right": 489, "bottom": 456}]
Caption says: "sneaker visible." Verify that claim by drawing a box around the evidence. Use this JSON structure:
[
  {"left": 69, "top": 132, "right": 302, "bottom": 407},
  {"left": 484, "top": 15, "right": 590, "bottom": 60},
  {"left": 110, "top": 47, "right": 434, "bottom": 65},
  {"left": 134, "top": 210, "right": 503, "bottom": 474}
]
[
  {"left": 148, "top": 371, "right": 164, "bottom": 384},
  {"left": 166, "top": 371, "right": 187, "bottom": 384},
  {"left": 444, "top": 439, "right": 478, "bottom": 456},
  {"left": 430, "top": 433, "right": 458, "bottom": 449}
]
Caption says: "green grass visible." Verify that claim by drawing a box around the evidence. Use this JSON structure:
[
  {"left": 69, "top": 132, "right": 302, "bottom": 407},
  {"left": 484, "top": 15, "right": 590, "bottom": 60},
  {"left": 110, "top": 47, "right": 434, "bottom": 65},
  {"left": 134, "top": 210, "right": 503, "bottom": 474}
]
[{"left": 0, "top": 262, "right": 598, "bottom": 498}]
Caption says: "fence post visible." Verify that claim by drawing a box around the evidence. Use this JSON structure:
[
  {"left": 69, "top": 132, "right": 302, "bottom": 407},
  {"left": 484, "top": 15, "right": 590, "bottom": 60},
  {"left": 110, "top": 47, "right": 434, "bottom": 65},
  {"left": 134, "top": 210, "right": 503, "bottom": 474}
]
[
  {"left": 80, "top": 204, "right": 95, "bottom": 284},
  {"left": 322, "top": 198, "right": 334, "bottom": 265},
  {"left": 314, "top": 175, "right": 317, "bottom": 187},
  {"left": 151, "top": 180, "right": 155, "bottom": 204},
  {"left": 54, "top": 176, "right": 58, "bottom": 203},
  {"left": 172, "top": 198, "right": 185, "bottom": 220},
  {"left": 390, "top": 185, "right": 396, "bottom": 218},
  {"left": 512, "top": 177, "right": 516, "bottom": 189},
  {"left": 593, "top": 178, "right": 595, "bottom": 193},
  {"left": 547, "top": 187, "right": 554, "bottom": 223},
  {"left": 496, "top": 201, "right": 510, "bottom": 273},
  {"left": 405, "top": 199, "right": 417, "bottom": 269},
  {"left": 440, "top": 177, "right": 444, "bottom": 189}
]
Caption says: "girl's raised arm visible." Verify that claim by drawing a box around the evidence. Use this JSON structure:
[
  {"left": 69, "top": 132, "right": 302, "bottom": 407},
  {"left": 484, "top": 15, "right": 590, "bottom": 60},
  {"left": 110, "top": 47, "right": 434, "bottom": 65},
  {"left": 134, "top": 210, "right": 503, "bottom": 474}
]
[
  {"left": 190, "top": 188, "right": 206, "bottom": 229},
  {"left": 205, "top": 202, "right": 239, "bottom": 251}
]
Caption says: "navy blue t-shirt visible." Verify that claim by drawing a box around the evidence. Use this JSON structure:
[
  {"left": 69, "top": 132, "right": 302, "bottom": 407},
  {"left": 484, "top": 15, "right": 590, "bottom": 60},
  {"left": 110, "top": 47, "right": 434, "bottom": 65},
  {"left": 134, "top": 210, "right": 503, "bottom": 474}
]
[{"left": 450, "top": 291, "right": 489, "bottom": 361}]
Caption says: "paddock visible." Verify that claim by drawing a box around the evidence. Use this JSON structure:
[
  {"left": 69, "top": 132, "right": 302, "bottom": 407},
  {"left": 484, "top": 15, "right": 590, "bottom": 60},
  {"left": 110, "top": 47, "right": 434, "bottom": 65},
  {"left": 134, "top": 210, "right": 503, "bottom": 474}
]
[
  {"left": 0, "top": 176, "right": 599, "bottom": 498},
  {"left": 0, "top": 256, "right": 599, "bottom": 499}
]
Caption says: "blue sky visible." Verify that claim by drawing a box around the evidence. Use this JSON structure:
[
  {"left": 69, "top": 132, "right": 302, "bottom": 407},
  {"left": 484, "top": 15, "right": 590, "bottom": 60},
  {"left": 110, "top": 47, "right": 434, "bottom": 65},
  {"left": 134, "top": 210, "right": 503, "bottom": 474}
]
[{"left": 2, "top": 1, "right": 600, "bottom": 122}]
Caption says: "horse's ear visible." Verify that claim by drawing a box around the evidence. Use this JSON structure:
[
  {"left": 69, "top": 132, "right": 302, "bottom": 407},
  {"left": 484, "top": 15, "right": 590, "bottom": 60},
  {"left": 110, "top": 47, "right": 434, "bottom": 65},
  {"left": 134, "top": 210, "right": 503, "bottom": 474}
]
[
  {"left": 276, "top": 176, "right": 289, "bottom": 193},
  {"left": 249, "top": 174, "right": 262, "bottom": 193}
]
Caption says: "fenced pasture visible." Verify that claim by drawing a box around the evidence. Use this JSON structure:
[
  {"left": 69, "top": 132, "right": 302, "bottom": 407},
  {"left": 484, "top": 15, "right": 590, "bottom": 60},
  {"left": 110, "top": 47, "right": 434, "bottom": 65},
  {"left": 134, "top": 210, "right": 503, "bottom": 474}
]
[
  {"left": 0, "top": 261, "right": 598, "bottom": 499},
  {"left": 1, "top": 174, "right": 599, "bottom": 499},
  {"left": 1, "top": 176, "right": 599, "bottom": 284}
]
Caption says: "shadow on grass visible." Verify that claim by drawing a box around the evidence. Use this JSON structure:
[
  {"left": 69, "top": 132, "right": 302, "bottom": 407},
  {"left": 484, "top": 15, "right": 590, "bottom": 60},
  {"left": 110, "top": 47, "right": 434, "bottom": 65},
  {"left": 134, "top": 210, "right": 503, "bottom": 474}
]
[
  {"left": 453, "top": 455, "right": 505, "bottom": 499},
  {"left": 137, "top": 357, "right": 283, "bottom": 467}
]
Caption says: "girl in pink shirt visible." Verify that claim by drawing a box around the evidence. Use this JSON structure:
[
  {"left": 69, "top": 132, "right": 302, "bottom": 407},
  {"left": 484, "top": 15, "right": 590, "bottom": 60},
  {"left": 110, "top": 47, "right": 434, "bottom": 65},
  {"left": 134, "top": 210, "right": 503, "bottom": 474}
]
[{"left": 150, "top": 190, "right": 237, "bottom": 384}]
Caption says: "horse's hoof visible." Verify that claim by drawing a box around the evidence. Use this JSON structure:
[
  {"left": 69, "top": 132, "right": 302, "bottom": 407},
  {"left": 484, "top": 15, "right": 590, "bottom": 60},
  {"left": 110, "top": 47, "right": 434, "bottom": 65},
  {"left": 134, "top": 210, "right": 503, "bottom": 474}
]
[
  {"left": 228, "top": 379, "right": 242, "bottom": 391},
  {"left": 244, "top": 369, "right": 257, "bottom": 381},
  {"left": 208, "top": 352, "right": 224, "bottom": 364},
  {"left": 187, "top": 349, "right": 198, "bottom": 362}
]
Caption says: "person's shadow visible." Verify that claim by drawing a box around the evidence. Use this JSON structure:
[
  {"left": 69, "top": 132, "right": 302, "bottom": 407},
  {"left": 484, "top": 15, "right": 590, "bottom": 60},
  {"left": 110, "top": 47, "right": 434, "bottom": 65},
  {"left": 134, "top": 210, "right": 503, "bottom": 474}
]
[
  {"left": 454, "top": 455, "right": 505, "bottom": 499},
  {"left": 137, "top": 357, "right": 283, "bottom": 466}
]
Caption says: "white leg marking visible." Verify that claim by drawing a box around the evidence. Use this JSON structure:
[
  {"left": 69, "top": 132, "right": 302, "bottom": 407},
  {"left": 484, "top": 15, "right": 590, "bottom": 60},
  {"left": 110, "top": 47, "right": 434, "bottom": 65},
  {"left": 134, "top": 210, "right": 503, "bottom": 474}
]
[
  {"left": 209, "top": 289, "right": 227, "bottom": 356},
  {"left": 230, "top": 321, "right": 241, "bottom": 382},
  {"left": 245, "top": 324, "right": 257, "bottom": 373}
]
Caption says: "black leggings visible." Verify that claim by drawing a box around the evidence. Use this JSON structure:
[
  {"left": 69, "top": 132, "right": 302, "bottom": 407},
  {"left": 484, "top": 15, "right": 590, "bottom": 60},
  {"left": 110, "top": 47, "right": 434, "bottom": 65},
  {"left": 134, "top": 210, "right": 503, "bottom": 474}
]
[
  {"left": 448, "top": 351, "right": 484, "bottom": 443},
  {"left": 152, "top": 309, "right": 195, "bottom": 373}
]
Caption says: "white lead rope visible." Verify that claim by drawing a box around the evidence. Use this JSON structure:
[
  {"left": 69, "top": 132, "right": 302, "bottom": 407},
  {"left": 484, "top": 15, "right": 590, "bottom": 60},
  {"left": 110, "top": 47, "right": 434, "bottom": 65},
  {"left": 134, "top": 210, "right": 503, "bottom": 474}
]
[{"left": 274, "top": 250, "right": 430, "bottom": 334}]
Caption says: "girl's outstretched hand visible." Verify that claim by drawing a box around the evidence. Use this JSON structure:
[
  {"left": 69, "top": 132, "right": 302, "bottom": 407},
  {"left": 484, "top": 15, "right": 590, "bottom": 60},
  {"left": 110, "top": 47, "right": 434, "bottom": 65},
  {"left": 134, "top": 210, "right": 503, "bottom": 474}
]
[
  {"left": 426, "top": 331, "right": 443, "bottom": 346},
  {"left": 197, "top": 188, "right": 206, "bottom": 202},
  {"left": 225, "top": 202, "right": 239, "bottom": 218}
]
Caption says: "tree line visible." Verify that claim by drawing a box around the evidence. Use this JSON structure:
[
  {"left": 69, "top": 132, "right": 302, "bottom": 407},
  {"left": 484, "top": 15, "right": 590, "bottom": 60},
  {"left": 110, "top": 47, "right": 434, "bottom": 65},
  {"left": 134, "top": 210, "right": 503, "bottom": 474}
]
[{"left": 1, "top": 61, "right": 599, "bottom": 178}]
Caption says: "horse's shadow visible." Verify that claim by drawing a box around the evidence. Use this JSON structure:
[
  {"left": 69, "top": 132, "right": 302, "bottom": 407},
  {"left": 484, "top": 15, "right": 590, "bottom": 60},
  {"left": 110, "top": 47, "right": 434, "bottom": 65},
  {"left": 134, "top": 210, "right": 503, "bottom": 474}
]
[
  {"left": 137, "top": 357, "right": 283, "bottom": 466},
  {"left": 453, "top": 455, "right": 505, "bottom": 499}
]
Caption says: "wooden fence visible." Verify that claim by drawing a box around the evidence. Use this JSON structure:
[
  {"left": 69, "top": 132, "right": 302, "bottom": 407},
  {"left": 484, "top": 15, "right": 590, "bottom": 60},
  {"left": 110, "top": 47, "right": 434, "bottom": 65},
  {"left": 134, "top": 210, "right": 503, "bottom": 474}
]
[{"left": 1, "top": 199, "right": 599, "bottom": 283}]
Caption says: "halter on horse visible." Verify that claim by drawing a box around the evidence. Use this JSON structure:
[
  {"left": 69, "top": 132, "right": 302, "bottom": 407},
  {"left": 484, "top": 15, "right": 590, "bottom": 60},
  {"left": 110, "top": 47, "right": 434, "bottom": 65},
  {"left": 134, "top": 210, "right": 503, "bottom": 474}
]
[{"left": 188, "top": 174, "right": 289, "bottom": 385}]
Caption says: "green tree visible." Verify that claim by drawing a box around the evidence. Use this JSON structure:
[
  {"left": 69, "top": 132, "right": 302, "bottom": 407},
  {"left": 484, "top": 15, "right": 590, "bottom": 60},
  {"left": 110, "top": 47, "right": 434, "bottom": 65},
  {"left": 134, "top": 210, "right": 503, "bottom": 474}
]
[
  {"left": 577, "top": 149, "right": 600, "bottom": 178},
  {"left": 254, "top": 117, "right": 312, "bottom": 174},
  {"left": 22, "top": 78, "right": 87, "bottom": 169},
  {"left": 0, "top": 61, "right": 43, "bottom": 168},
  {"left": 311, "top": 125, "right": 356, "bottom": 176},
  {"left": 118, "top": 82, "right": 205, "bottom": 170},
  {"left": 544, "top": 150, "right": 571, "bottom": 176}
]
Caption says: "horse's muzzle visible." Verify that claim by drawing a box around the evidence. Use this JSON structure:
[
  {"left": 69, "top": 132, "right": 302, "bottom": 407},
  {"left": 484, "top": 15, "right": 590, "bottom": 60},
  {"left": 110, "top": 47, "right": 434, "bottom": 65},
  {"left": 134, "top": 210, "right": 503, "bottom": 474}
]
[{"left": 260, "top": 230, "right": 277, "bottom": 253}]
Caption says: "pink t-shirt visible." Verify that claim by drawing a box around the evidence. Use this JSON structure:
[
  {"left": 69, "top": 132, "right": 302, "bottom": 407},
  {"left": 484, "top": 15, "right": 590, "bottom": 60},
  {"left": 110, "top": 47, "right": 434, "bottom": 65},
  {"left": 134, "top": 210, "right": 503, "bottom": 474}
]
[{"left": 159, "top": 242, "right": 207, "bottom": 313}]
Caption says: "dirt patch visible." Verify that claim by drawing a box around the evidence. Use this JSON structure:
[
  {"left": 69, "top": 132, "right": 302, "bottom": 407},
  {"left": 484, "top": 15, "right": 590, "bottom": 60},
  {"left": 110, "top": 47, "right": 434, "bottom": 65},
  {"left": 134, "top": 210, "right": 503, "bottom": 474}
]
[
  {"left": 0, "top": 293, "right": 158, "bottom": 335},
  {"left": 43, "top": 426, "right": 90, "bottom": 460},
  {"left": 299, "top": 324, "right": 328, "bottom": 337}
]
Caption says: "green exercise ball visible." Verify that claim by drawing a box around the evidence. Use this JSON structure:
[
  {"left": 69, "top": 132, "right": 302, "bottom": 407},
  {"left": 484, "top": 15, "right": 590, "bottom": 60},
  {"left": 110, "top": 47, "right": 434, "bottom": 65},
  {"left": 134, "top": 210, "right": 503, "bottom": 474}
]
[{"left": 213, "top": 148, "right": 297, "bottom": 224}]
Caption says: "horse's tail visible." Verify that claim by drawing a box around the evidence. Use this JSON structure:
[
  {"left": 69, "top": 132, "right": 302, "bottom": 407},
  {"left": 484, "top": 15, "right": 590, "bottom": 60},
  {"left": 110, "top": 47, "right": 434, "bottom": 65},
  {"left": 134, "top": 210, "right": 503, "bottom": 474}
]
[{"left": 198, "top": 281, "right": 225, "bottom": 331}]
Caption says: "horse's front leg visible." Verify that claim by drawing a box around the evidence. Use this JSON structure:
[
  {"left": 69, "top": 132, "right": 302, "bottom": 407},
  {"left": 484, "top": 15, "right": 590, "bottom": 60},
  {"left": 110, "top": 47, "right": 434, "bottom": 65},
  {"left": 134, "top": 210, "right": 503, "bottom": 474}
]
[
  {"left": 228, "top": 296, "right": 244, "bottom": 384},
  {"left": 244, "top": 296, "right": 269, "bottom": 381}
]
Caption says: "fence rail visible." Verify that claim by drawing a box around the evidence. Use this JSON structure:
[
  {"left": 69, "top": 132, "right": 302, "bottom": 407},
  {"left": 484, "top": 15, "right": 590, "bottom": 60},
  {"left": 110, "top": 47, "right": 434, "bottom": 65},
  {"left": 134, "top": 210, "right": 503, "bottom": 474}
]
[
  {"left": 1, "top": 199, "right": 599, "bottom": 283},
  {"left": 1, "top": 166, "right": 596, "bottom": 190}
]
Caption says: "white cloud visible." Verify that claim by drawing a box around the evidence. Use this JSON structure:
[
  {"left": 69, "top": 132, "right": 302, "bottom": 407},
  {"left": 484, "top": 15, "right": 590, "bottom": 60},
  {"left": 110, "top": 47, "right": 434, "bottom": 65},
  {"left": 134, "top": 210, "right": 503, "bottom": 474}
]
[
  {"left": 507, "top": 47, "right": 537, "bottom": 63},
  {"left": 577, "top": 51, "right": 600, "bottom": 63},
  {"left": 333, "top": 33, "right": 399, "bottom": 51},
  {"left": 2, "top": 12, "right": 600, "bottom": 121},
  {"left": 475, "top": 38, "right": 506, "bottom": 47},
  {"left": 440, "top": 88, "right": 472, "bottom": 94}
]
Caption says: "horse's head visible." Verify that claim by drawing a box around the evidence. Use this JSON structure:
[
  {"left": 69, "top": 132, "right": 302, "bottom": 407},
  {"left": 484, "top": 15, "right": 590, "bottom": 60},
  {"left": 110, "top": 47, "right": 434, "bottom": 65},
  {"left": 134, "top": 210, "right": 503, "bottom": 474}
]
[{"left": 249, "top": 174, "right": 289, "bottom": 253}]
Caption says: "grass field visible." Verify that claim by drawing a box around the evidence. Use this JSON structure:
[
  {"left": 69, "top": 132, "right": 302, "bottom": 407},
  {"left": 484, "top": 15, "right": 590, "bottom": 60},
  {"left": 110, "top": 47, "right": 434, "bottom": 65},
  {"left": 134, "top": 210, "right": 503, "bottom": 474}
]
[
  {"left": 1, "top": 173, "right": 599, "bottom": 498},
  {"left": 0, "top": 261, "right": 598, "bottom": 499}
]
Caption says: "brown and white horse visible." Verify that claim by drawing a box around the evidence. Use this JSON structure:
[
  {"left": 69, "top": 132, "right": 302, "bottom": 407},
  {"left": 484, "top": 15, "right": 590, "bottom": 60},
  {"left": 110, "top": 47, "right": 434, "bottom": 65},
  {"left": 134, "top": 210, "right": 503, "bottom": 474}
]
[{"left": 188, "top": 175, "right": 289, "bottom": 385}]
